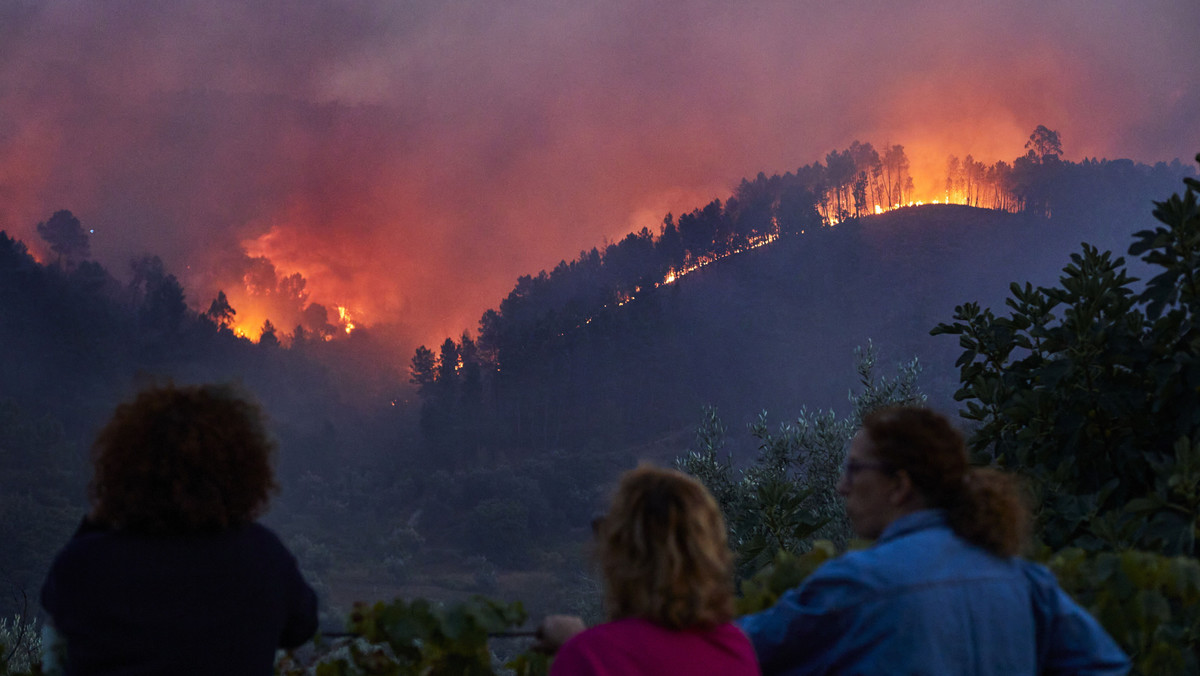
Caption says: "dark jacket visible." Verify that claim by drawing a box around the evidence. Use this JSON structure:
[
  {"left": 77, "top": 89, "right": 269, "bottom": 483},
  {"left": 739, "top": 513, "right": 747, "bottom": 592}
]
[{"left": 42, "top": 518, "right": 318, "bottom": 675}]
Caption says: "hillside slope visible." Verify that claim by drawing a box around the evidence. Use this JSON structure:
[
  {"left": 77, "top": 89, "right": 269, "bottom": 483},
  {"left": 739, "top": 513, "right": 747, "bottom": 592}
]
[{"left": 529, "top": 203, "right": 1150, "bottom": 446}]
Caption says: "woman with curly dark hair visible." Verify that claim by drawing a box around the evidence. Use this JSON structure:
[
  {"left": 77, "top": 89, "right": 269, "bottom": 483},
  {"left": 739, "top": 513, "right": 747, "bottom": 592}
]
[
  {"left": 738, "top": 406, "right": 1128, "bottom": 675},
  {"left": 536, "top": 464, "right": 758, "bottom": 675},
  {"left": 41, "top": 383, "right": 317, "bottom": 674}
]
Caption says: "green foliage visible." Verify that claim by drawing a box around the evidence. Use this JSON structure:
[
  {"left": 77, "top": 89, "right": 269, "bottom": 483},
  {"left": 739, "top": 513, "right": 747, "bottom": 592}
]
[
  {"left": 1045, "top": 547, "right": 1200, "bottom": 675},
  {"left": 734, "top": 542, "right": 839, "bottom": 615},
  {"left": 278, "top": 596, "right": 546, "bottom": 676},
  {"left": 0, "top": 614, "right": 40, "bottom": 676},
  {"left": 468, "top": 499, "right": 533, "bottom": 569},
  {"left": 932, "top": 156, "right": 1200, "bottom": 554},
  {"left": 677, "top": 342, "right": 923, "bottom": 576}
]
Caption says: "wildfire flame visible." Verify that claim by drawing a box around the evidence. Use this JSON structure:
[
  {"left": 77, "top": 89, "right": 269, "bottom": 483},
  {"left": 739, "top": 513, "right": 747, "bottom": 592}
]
[
  {"left": 558, "top": 169, "right": 1015, "bottom": 341},
  {"left": 337, "top": 305, "right": 357, "bottom": 335},
  {"left": 213, "top": 145, "right": 1008, "bottom": 346},
  {"left": 213, "top": 271, "right": 363, "bottom": 344}
]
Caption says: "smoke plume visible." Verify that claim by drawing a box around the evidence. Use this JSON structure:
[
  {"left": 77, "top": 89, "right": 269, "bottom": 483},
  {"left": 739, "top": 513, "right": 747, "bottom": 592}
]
[{"left": 1, "top": 0, "right": 1196, "bottom": 348}]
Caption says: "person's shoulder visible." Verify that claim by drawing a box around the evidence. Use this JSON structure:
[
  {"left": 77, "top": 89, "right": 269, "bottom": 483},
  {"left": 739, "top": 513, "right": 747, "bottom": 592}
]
[
  {"left": 42, "top": 524, "right": 130, "bottom": 609},
  {"left": 48, "top": 522, "right": 125, "bottom": 567},
  {"left": 798, "top": 530, "right": 958, "bottom": 599},
  {"left": 1016, "top": 558, "right": 1057, "bottom": 582},
  {"left": 555, "top": 621, "right": 612, "bottom": 660},
  {"left": 240, "top": 521, "right": 285, "bottom": 543},
  {"left": 843, "top": 515, "right": 984, "bottom": 572},
  {"left": 805, "top": 544, "right": 889, "bottom": 590},
  {"left": 1014, "top": 558, "right": 1067, "bottom": 602},
  {"left": 560, "top": 617, "right": 670, "bottom": 653},
  {"left": 236, "top": 522, "right": 296, "bottom": 558},
  {"left": 708, "top": 620, "right": 758, "bottom": 651},
  {"left": 573, "top": 617, "right": 651, "bottom": 642}
]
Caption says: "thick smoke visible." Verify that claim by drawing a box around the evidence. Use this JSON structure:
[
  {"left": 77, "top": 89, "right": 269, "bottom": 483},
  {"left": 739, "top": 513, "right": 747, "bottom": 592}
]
[{"left": 1, "top": 0, "right": 1197, "bottom": 348}]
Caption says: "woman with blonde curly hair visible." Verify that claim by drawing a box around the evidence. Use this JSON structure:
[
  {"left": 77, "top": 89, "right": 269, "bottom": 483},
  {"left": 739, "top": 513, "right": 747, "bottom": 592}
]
[
  {"left": 537, "top": 464, "right": 758, "bottom": 675},
  {"left": 41, "top": 383, "right": 317, "bottom": 675},
  {"left": 738, "top": 406, "right": 1128, "bottom": 675}
]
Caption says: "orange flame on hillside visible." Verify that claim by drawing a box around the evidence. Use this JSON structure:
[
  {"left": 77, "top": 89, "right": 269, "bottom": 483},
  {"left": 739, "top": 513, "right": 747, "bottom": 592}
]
[
  {"left": 194, "top": 220, "right": 373, "bottom": 344},
  {"left": 208, "top": 142, "right": 1016, "bottom": 346},
  {"left": 211, "top": 255, "right": 363, "bottom": 344}
]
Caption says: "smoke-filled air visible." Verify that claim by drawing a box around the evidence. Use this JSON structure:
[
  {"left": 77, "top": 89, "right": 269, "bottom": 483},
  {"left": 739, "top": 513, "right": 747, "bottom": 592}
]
[
  {"left": 7, "top": 1, "right": 1200, "bottom": 671},
  {"left": 2, "top": 0, "right": 1196, "bottom": 349}
]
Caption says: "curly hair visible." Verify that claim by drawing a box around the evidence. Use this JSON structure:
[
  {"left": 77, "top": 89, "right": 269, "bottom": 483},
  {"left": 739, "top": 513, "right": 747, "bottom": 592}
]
[
  {"left": 597, "top": 465, "right": 736, "bottom": 630},
  {"left": 90, "top": 383, "right": 278, "bottom": 535},
  {"left": 861, "top": 406, "right": 1030, "bottom": 557}
]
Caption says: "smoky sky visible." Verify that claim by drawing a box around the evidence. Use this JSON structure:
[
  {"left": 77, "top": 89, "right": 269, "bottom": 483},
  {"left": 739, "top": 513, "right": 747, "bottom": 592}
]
[{"left": 1, "top": 0, "right": 1197, "bottom": 349}]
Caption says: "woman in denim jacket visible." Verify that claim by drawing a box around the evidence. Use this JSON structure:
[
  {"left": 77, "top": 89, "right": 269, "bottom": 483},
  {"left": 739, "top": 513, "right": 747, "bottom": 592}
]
[{"left": 738, "top": 406, "right": 1129, "bottom": 676}]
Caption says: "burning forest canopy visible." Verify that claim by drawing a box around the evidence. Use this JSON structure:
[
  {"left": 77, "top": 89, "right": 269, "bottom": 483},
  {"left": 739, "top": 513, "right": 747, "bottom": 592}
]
[
  {"left": 1, "top": 0, "right": 1197, "bottom": 357},
  {"left": 12, "top": 128, "right": 1194, "bottom": 355},
  {"left": 3, "top": 141, "right": 1192, "bottom": 447}
]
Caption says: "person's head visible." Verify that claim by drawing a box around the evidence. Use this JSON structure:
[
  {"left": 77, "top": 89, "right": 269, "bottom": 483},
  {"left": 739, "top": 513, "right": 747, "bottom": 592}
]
[
  {"left": 596, "top": 464, "right": 735, "bottom": 630},
  {"left": 839, "top": 406, "right": 1028, "bottom": 555},
  {"left": 90, "top": 383, "right": 278, "bottom": 535}
]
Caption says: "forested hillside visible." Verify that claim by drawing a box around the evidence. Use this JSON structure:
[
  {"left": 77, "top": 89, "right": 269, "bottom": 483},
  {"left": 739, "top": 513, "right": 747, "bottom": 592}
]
[
  {"left": 0, "top": 143, "right": 1193, "bottom": 631},
  {"left": 409, "top": 150, "right": 1194, "bottom": 466}
]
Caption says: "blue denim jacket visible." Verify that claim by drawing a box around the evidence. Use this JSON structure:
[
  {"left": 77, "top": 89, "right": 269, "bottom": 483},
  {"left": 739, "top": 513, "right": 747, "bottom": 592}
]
[{"left": 737, "top": 510, "right": 1129, "bottom": 675}]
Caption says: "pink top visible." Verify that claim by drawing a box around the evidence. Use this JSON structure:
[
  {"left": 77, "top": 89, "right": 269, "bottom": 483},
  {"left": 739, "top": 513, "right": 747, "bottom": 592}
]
[{"left": 550, "top": 616, "right": 760, "bottom": 676}]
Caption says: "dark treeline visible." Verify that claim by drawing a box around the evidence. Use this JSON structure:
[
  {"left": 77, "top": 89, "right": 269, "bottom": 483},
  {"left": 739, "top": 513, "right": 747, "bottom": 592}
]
[
  {"left": 410, "top": 130, "right": 1195, "bottom": 466},
  {"left": 0, "top": 221, "right": 397, "bottom": 461}
]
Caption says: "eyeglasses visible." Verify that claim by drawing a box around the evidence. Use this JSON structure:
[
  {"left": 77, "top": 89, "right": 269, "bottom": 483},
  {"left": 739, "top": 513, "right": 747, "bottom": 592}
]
[{"left": 841, "top": 458, "right": 892, "bottom": 481}]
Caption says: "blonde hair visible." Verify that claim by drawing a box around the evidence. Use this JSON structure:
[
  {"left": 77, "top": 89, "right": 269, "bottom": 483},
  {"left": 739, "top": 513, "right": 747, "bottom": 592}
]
[{"left": 598, "top": 465, "right": 736, "bottom": 629}]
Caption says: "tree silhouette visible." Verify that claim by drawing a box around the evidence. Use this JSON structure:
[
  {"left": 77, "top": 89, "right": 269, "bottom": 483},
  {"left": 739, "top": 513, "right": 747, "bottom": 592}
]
[
  {"left": 849, "top": 140, "right": 883, "bottom": 212},
  {"left": 410, "top": 345, "right": 437, "bottom": 390},
  {"left": 656, "top": 214, "right": 685, "bottom": 272},
  {"left": 259, "top": 319, "right": 280, "bottom": 347},
  {"left": 36, "top": 210, "right": 90, "bottom": 266},
  {"left": 1025, "top": 125, "right": 1063, "bottom": 163},
  {"left": 204, "top": 290, "right": 236, "bottom": 329},
  {"left": 882, "top": 145, "right": 911, "bottom": 207},
  {"left": 825, "top": 149, "right": 855, "bottom": 220},
  {"left": 458, "top": 331, "right": 482, "bottom": 404},
  {"left": 437, "top": 338, "right": 459, "bottom": 385},
  {"left": 302, "top": 303, "right": 335, "bottom": 339},
  {"left": 129, "top": 256, "right": 187, "bottom": 334}
]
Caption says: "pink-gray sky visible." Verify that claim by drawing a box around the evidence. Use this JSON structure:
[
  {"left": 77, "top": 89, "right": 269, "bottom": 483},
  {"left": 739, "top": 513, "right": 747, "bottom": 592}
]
[{"left": 1, "top": 0, "right": 1197, "bottom": 349}]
